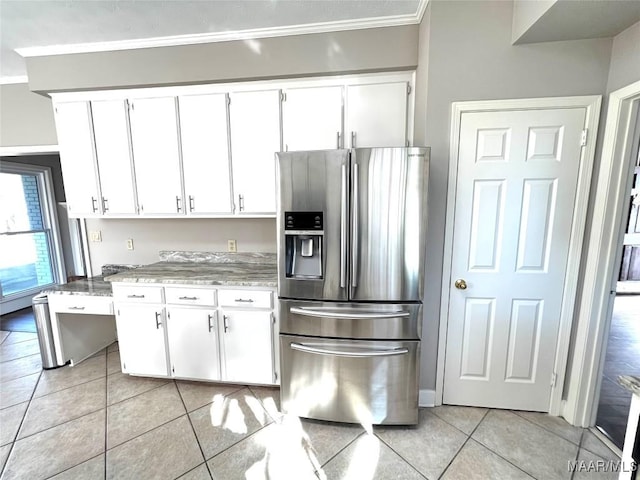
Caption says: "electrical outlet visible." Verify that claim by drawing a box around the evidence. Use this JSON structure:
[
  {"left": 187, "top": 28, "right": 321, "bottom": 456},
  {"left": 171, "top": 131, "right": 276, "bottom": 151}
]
[
  {"left": 126, "top": 238, "right": 134, "bottom": 250},
  {"left": 227, "top": 239, "right": 237, "bottom": 252},
  {"left": 89, "top": 231, "right": 102, "bottom": 242}
]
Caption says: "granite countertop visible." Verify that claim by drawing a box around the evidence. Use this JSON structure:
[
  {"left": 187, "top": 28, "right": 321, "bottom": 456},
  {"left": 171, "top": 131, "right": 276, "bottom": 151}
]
[
  {"left": 105, "top": 251, "right": 277, "bottom": 287},
  {"left": 41, "top": 277, "right": 113, "bottom": 297},
  {"left": 618, "top": 375, "right": 640, "bottom": 396}
]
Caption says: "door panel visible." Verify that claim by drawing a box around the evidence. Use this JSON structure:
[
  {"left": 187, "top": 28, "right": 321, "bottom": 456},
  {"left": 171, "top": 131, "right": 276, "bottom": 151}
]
[
  {"left": 280, "top": 334, "right": 419, "bottom": 425},
  {"left": 443, "top": 108, "right": 586, "bottom": 411},
  {"left": 91, "top": 100, "right": 137, "bottom": 215},
  {"left": 179, "top": 94, "right": 232, "bottom": 214},
  {"left": 276, "top": 150, "right": 349, "bottom": 301},
  {"left": 350, "top": 147, "right": 429, "bottom": 302}
]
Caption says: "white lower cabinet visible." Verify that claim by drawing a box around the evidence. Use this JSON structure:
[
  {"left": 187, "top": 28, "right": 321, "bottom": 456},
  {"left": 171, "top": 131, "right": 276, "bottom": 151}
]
[
  {"left": 113, "top": 284, "right": 277, "bottom": 385},
  {"left": 115, "top": 305, "right": 169, "bottom": 377},
  {"left": 167, "top": 307, "right": 220, "bottom": 381},
  {"left": 220, "top": 309, "right": 274, "bottom": 385}
]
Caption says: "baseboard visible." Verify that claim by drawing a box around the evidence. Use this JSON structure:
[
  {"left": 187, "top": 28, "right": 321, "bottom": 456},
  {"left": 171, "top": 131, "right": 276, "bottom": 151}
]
[{"left": 419, "top": 389, "right": 436, "bottom": 407}]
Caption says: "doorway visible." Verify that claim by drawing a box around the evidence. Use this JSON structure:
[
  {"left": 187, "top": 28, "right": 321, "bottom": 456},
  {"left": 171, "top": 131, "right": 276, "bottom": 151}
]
[
  {"left": 0, "top": 161, "right": 65, "bottom": 314},
  {"left": 595, "top": 114, "right": 640, "bottom": 449}
]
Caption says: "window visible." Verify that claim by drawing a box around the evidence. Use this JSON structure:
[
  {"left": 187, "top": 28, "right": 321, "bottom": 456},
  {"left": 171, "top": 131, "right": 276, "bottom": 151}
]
[{"left": 0, "top": 161, "right": 65, "bottom": 308}]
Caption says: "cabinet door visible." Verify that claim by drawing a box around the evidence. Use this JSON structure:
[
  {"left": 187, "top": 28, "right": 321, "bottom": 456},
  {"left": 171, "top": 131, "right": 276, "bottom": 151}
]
[
  {"left": 129, "top": 97, "right": 183, "bottom": 215},
  {"left": 229, "top": 90, "right": 281, "bottom": 214},
  {"left": 345, "top": 82, "right": 408, "bottom": 148},
  {"left": 220, "top": 310, "right": 274, "bottom": 384},
  {"left": 91, "top": 100, "right": 137, "bottom": 215},
  {"left": 166, "top": 307, "right": 220, "bottom": 381},
  {"left": 179, "top": 94, "right": 232, "bottom": 214},
  {"left": 54, "top": 102, "right": 101, "bottom": 216},
  {"left": 282, "top": 86, "right": 343, "bottom": 151},
  {"left": 115, "top": 305, "right": 169, "bottom": 376}
]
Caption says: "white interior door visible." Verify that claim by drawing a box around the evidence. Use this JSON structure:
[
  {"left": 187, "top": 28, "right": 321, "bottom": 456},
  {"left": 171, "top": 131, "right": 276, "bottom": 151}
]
[
  {"left": 179, "top": 94, "right": 232, "bottom": 214},
  {"left": 345, "top": 82, "right": 408, "bottom": 148},
  {"left": 282, "top": 86, "right": 343, "bottom": 151},
  {"left": 129, "top": 97, "right": 183, "bottom": 215},
  {"left": 229, "top": 90, "right": 281, "bottom": 214},
  {"left": 91, "top": 100, "right": 137, "bottom": 215},
  {"left": 443, "top": 107, "right": 587, "bottom": 411}
]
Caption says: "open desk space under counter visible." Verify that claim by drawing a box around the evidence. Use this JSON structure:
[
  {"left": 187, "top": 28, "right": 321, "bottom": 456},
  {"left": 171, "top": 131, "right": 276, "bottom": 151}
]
[{"left": 104, "top": 251, "right": 279, "bottom": 387}]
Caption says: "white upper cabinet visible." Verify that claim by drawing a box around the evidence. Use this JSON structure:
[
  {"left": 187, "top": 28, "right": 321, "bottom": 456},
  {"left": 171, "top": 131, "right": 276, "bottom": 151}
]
[
  {"left": 345, "top": 82, "right": 409, "bottom": 148},
  {"left": 129, "top": 97, "right": 183, "bottom": 215},
  {"left": 229, "top": 90, "right": 281, "bottom": 214},
  {"left": 178, "top": 94, "right": 232, "bottom": 214},
  {"left": 54, "top": 101, "right": 101, "bottom": 216},
  {"left": 282, "top": 86, "right": 343, "bottom": 151},
  {"left": 91, "top": 100, "right": 137, "bottom": 215}
]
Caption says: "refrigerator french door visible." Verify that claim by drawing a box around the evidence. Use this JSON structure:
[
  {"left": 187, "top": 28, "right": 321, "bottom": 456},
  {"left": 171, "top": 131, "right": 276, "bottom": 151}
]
[{"left": 276, "top": 147, "right": 429, "bottom": 425}]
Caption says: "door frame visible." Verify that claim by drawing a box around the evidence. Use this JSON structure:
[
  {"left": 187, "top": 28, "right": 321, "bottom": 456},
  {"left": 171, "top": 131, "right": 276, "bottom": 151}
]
[
  {"left": 435, "top": 96, "right": 602, "bottom": 416},
  {"left": 562, "top": 80, "right": 640, "bottom": 427}
]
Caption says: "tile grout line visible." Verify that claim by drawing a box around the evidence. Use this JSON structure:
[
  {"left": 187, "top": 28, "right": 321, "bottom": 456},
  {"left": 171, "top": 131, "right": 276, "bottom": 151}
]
[
  {"left": 104, "top": 347, "right": 109, "bottom": 480},
  {"left": 0, "top": 367, "right": 43, "bottom": 479},
  {"left": 436, "top": 409, "right": 489, "bottom": 480},
  {"left": 511, "top": 410, "right": 583, "bottom": 447},
  {"left": 318, "top": 430, "right": 366, "bottom": 473},
  {"left": 371, "top": 431, "right": 430, "bottom": 480},
  {"left": 570, "top": 430, "right": 586, "bottom": 480},
  {"left": 454, "top": 411, "right": 539, "bottom": 480},
  {"left": 41, "top": 452, "right": 104, "bottom": 480},
  {"left": 174, "top": 379, "right": 213, "bottom": 479},
  {"left": 428, "top": 408, "right": 488, "bottom": 438}
]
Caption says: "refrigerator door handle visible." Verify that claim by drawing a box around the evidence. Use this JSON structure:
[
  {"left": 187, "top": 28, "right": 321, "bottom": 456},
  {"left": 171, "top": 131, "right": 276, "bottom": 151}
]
[
  {"left": 291, "top": 342, "right": 409, "bottom": 358},
  {"left": 340, "top": 163, "right": 348, "bottom": 288},
  {"left": 290, "top": 307, "right": 410, "bottom": 319},
  {"left": 351, "top": 162, "right": 359, "bottom": 288}
]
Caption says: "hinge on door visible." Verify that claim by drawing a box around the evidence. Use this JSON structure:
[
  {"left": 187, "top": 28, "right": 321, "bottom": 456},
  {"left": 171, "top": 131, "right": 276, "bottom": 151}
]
[
  {"left": 274, "top": 372, "right": 278, "bottom": 382},
  {"left": 227, "top": 96, "right": 231, "bottom": 106},
  {"left": 271, "top": 312, "right": 275, "bottom": 324},
  {"left": 123, "top": 362, "right": 126, "bottom": 370},
  {"left": 406, "top": 139, "right": 410, "bottom": 147},
  {"left": 580, "top": 129, "right": 588, "bottom": 147},
  {"left": 551, "top": 372, "right": 557, "bottom": 387},
  {"left": 172, "top": 366, "right": 175, "bottom": 374},
  {"left": 117, "top": 309, "right": 120, "bottom": 316},
  {"left": 407, "top": 84, "right": 412, "bottom": 95},
  {"left": 167, "top": 311, "right": 171, "bottom": 319},
  {"left": 281, "top": 91, "right": 286, "bottom": 102}
]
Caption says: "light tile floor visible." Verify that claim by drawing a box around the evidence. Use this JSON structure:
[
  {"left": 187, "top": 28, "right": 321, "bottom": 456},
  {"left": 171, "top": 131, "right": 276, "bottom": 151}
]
[{"left": 0, "top": 331, "right": 621, "bottom": 480}]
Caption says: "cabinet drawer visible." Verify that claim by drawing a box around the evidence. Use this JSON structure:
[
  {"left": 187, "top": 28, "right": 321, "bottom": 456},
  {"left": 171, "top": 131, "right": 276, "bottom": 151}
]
[
  {"left": 218, "top": 289, "right": 272, "bottom": 309},
  {"left": 112, "top": 285, "right": 164, "bottom": 303},
  {"left": 48, "top": 294, "right": 114, "bottom": 315},
  {"left": 165, "top": 287, "right": 216, "bottom": 306}
]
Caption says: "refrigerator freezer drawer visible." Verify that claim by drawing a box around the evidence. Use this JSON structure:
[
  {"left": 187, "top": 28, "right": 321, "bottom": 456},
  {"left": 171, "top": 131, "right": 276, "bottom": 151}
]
[
  {"left": 280, "top": 334, "right": 420, "bottom": 425},
  {"left": 279, "top": 299, "right": 422, "bottom": 340}
]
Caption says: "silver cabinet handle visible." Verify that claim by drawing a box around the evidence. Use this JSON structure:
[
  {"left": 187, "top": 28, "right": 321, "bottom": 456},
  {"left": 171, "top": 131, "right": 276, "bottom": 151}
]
[
  {"left": 68, "top": 306, "right": 86, "bottom": 311},
  {"left": 188, "top": 195, "right": 194, "bottom": 212},
  {"left": 91, "top": 196, "right": 98, "bottom": 213},
  {"left": 340, "top": 163, "right": 347, "bottom": 288},
  {"left": 102, "top": 197, "right": 109, "bottom": 212},
  {"left": 223, "top": 315, "right": 229, "bottom": 333},
  {"left": 178, "top": 296, "right": 198, "bottom": 300},
  {"left": 234, "top": 298, "right": 254, "bottom": 303},
  {"left": 290, "top": 307, "right": 409, "bottom": 319},
  {"left": 351, "top": 131, "right": 356, "bottom": 148},
  {"left": 127, "top": 294, "right": 145, "bottom": 298},
  {"left": 291, "top": 342, "right": 408, "bottom": 358},
  {"left": 336, "top": 131, "right": 341, "bottom": 149},
  {"left": 238, "top": 194, "right": 245, "bottom": 212},
  {"left": 176, "top": 196, "right": 182, "bottom": 213},
  {"left": 207, "top": 313, "right": 215, "bottom": 333},
  {"left": 155, "top": 311, "right": 162, "bottom": 329},
  {"left": 351, "top": 162, "right": 359, "bottom": 288}
]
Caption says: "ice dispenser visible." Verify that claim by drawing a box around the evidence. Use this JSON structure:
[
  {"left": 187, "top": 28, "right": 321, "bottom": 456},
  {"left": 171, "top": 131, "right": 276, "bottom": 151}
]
[{"left": 284, "top": 211, "right": 323, "bottom": 279}]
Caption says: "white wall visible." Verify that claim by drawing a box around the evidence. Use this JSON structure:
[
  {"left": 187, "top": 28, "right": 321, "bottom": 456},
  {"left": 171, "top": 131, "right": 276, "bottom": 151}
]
[
  {"left": 606, "top": 20, "right": 640, "bottom": 93},
  {"left": 0, "top": 83, "right": 57, "bottom": 147},
  {"left": 417, "top": 0, "right": 612, "bottom": 391},
  {"left": 85, "top": 218, "right": 276, "bottom": 274}
]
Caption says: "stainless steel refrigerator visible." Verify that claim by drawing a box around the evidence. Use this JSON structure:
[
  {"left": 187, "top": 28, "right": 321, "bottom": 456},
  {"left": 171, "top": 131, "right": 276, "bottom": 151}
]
[{"left": 276, "top": 147, "right": 429, "bottom": 425}]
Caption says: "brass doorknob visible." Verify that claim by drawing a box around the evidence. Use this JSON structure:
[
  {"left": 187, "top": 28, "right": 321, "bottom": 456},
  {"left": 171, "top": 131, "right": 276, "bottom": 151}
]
[{"left": 454, "top": 279, "right": 467, "bottom": 290}]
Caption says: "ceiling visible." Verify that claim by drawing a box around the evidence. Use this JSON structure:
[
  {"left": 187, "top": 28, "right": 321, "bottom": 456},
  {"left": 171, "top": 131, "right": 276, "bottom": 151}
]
[{"left": 0, "top": 0, "right": 423, "bottom": 81}]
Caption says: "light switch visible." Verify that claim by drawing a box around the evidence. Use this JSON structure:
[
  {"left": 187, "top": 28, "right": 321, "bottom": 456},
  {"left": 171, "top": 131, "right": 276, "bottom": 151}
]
[
  {"left": 90, "top": 231, "right": 102, "bottom": 242},
  {"left": 126, "top": 238, "right": 134, "bottom": 250},
  {"left": 227, "top": 239, "right": 237, "bottom": 252}
]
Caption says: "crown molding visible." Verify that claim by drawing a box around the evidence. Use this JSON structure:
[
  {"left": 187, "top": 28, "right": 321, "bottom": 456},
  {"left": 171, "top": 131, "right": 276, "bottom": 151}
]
[
  {"left": 16, "top": 0, "right": 430, "bottom": 58},
  {"left": 0, "top": 75, "right": 29, "bottom": 85}
]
